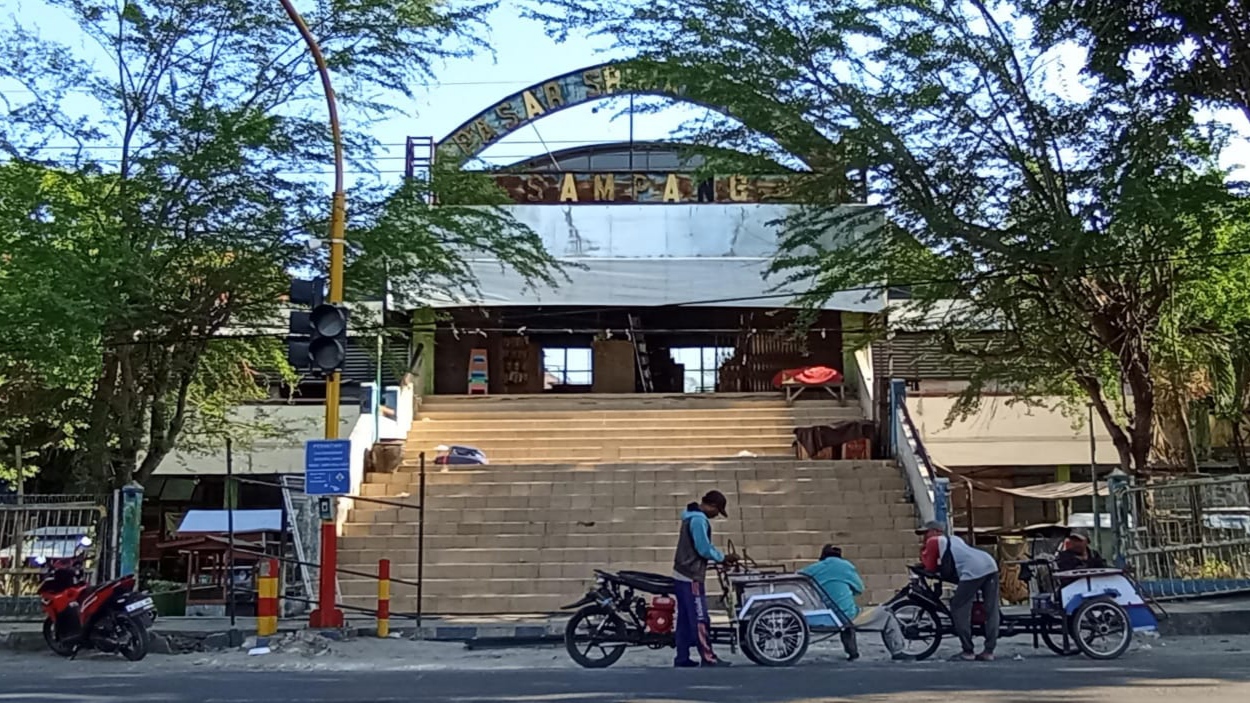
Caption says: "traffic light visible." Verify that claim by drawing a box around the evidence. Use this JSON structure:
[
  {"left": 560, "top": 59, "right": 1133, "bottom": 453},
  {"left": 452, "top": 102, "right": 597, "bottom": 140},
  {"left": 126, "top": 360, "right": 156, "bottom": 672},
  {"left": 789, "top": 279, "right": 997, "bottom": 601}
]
[{"left": 287, "top": 277, "right": 350, "bottom": 374}]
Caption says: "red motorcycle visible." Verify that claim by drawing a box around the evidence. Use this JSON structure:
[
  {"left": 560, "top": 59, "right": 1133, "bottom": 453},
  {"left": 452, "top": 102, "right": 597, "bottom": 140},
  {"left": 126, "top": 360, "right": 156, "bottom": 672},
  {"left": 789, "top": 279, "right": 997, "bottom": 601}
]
[{"left": 37, "top": 549, "right": 156, "bottom": 661}]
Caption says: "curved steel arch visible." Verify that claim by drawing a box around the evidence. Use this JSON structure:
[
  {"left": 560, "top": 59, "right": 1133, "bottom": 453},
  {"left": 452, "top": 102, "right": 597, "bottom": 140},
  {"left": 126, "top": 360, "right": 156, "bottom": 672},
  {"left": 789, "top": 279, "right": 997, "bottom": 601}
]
[{"left": 435, "top": 61, "right": 826, "bottom": 168}]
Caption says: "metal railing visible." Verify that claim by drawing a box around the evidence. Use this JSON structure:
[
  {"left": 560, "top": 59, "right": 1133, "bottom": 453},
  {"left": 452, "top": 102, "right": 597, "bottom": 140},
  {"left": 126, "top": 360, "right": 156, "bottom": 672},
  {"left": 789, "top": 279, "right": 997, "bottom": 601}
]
[
  {"left": 231, "top": 452, "right": 428, "bottom": 628},
  {"left": 1112, "top": 473, "right": 1250, "bottom": 599},
  {"left": 0, "top": 500, "right": 107, "bottom": 616},
  {"left": 888, "top": 379, "right": 938, "bottom": 527}
]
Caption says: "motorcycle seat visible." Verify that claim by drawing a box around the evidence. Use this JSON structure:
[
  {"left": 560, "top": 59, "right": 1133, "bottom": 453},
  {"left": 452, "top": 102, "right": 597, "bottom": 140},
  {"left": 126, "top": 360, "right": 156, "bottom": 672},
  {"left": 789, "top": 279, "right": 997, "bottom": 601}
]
[{"left": 614, "top": 570, "right": 677, "bottom": 595}]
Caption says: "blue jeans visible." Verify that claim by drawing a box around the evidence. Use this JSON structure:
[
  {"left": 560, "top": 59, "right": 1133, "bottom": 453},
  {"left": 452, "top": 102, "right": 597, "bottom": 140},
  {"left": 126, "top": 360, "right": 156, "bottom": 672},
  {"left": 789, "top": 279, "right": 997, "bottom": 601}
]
[{"left": 673, "top": 579, "right": 717, "bottom": 665}]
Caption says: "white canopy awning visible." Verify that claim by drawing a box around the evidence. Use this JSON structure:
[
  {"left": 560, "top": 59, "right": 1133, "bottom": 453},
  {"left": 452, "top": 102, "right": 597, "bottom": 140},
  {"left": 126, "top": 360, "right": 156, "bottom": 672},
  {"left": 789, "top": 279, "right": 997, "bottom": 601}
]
[{"left": 177, "top": 509, "right": 283, "bottom": 534}]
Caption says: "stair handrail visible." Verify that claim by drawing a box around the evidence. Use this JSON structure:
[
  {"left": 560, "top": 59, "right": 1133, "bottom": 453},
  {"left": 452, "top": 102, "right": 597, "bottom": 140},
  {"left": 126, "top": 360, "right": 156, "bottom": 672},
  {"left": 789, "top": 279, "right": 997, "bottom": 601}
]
[{"left": 889, "top": 380, "right": 937, "bottom": 527}]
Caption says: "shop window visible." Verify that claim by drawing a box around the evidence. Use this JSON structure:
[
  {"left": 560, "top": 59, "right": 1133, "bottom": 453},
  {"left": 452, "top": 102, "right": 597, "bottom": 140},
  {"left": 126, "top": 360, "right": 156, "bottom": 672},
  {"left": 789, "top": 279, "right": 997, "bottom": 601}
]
[
  {"left": 543, "top": 347, "right": 593, "bottom": 387},
  {"left": 671, "top": 347, "right": 734, "bottom": 393}
]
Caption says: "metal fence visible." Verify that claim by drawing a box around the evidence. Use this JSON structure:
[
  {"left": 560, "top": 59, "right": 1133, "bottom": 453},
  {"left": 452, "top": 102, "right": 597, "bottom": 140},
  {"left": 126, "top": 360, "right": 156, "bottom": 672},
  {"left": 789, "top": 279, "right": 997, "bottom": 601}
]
[
  {"left": 0, "top": 499, "right": 107, "bottom": 616},
  {"left": 1112, "top": 474, "right": 1250, "bottom": 599}
]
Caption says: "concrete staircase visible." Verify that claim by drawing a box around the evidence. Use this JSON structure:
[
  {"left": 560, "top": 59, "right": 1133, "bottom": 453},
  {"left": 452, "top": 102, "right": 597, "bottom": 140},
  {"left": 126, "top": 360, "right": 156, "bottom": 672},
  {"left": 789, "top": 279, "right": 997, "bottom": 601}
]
[
  {"left": 403, "top": 393, "right": 863, "bottom": 463},
  {"left": 338, "top": 394, "right": 918, "bottom": 616}
]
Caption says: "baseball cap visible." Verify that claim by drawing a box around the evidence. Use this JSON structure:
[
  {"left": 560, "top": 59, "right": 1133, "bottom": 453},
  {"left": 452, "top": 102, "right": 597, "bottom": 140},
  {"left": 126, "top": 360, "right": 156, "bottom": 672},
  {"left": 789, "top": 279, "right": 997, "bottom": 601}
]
[
  {"left": 915, "top": 520, "right": 946, "bottom": 535},
  {"left": 702, "top": 490, "right": 728, "bottom": 518},
  {"left": 1068, "top": 528, "right": 1091, "bottom": 542}
]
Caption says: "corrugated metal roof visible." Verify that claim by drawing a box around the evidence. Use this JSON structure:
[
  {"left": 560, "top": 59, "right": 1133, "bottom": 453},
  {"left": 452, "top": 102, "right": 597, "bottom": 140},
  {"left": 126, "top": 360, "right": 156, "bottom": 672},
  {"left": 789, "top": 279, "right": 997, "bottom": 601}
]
[{"left": 871, "top": 332, "right": 989, "bottom": 380}]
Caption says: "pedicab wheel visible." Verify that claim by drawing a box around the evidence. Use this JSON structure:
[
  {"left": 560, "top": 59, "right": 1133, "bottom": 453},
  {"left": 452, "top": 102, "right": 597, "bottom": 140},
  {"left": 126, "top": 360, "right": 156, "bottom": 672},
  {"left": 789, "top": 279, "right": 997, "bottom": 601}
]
[
  {"left": 1040, "top": 618, "right": 1080, "bottom": 657},
  {"left": 564, "top": 605, "right": 628, "bottom": 669},
  {"left": 741, "top": 603, "right": 809, "bottom": 667},
  {"left": 737, "top": 625, "right": 764, "bottom": 666},
  {"left": 42, "top": 618, "right": 76, "bottom": 658},
  {"left": 889, "top": 601, "right": 942, "bottom": 661},
  {"left": 1070, "top": 598, "right": 1132, "bottom": 661}
]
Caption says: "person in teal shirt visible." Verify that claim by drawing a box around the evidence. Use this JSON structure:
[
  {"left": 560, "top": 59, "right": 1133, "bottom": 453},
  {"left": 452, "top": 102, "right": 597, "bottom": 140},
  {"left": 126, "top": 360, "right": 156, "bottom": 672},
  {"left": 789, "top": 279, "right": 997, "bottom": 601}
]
[{"left": 800, "top": 545, "right": 912, "bottom": 661}]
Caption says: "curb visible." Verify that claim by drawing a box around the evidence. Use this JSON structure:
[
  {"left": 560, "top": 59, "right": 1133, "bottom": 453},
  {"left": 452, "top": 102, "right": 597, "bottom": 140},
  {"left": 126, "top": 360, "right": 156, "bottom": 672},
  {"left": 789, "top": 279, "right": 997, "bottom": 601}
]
[
  {"left": 0, "top": 621, "right": 566, "bottom": 656},
  {"left": 1158, "top": 609, "right": 1250, "bottom": 637},
  {"left": 8, "top": 608, "right": 1242, "bottom": 655}
]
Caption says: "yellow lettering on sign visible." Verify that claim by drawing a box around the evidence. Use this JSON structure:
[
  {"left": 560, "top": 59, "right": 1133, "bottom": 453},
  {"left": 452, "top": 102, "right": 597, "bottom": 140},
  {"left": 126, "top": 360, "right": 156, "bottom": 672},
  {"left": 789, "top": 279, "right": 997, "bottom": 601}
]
[
  {"left": 559, "top": 173, "right": 579, "bottom": 202},
  {"left": 451, "top": 130, "right": 476, "bottom": 155},
  {"left": 662, "top": 173, "right": 681, "bottom": 202},
  {"left": 728, "top": 175, "right": 750, "bottom": 202},
  {"left": 602, "top": 66, "right": 622, "bottom": 93},
  {"left": 522, "top": 90, "right": 546, "bottom": 119},
  {"left": 632, "top": 174, "right": 651, "bottom": 199},
  {"left": 543, "top": 81, "right": 565, "bottom": 109},
  {"left": 583, "top": 69, "right": 603, "bottom": 98},
  {"left": 524, "top": 176, "right": 545, "bottom": 202},
  {"left": 473, "top": 118, "right": 497, "bottom": 142},
  {"left": 593, "top": 174, "right": 616, "bottom": 201},
  {"left": 496, "top": 102, "right": 521, "bottom": 129}
]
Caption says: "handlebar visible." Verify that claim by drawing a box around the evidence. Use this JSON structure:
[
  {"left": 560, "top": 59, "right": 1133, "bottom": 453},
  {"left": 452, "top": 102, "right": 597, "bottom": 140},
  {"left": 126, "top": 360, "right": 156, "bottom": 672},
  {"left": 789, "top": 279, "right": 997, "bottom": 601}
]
[{"left": 907, "top": 564, "right": 939, "bottom": 579}]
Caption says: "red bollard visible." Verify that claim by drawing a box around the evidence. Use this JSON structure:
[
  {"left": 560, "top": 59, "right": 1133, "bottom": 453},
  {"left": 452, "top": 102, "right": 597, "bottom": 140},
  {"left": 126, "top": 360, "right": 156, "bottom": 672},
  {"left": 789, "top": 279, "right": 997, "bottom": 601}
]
[{"left": 377, "top": 558, "right": 390, "bottom": 638}]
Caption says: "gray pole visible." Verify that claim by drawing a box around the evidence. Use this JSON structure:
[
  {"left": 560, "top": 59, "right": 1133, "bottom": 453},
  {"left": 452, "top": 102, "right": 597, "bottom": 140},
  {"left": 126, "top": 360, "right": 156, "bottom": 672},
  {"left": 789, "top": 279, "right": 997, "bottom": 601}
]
[
  {"left": 1089, "top": 403, "right": 1100, "bottom": 552},
  {"left": 14, "top": 444, "right": 22, "bottom": 505},
  {"left": 226, "top": 436, "right": 236, "bottom": 629},
  {"left": 375, "top": 332, "right": 383, "bottom": 443}
]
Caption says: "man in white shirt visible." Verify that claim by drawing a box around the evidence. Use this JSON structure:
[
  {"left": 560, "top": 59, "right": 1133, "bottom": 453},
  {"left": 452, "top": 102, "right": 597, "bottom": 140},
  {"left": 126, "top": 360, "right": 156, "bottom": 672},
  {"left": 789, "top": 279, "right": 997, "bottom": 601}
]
[{"left": 918, "top": 520, "right": 1000, "bottom": 661}]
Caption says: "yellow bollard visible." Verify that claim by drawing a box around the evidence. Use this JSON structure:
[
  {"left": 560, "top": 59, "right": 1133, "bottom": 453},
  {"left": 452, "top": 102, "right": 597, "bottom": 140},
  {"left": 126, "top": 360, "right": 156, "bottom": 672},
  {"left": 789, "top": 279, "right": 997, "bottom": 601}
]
[{"left": 257, "top": 558, "right": 279, "bottom": 637}]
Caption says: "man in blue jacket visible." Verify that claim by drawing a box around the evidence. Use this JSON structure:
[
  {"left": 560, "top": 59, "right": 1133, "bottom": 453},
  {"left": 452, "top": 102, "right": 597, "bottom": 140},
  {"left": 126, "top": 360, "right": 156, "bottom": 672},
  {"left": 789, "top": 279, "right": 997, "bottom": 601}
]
[
  {"left": 672, "top": 490, "right": 736, "bottom": 667},
  {"left": 800, "top": 545, "right": 913, "bottom": 661}
]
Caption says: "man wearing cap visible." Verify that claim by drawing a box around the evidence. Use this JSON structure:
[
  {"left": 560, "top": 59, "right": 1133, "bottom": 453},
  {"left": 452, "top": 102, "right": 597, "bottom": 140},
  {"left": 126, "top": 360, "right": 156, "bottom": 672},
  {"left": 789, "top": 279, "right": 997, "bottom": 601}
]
[
  {"left": 1056, "top": 529, "right": 1106, "bottom": 572},
  {"left": 918, "top": 520, "right": 1000, "bottom": 661},
  {"left": 800, "top": 545, "right": 914, "bottom": 661},
  {"left": 672, "top": 490, "right": 736, "bottom": 668}
]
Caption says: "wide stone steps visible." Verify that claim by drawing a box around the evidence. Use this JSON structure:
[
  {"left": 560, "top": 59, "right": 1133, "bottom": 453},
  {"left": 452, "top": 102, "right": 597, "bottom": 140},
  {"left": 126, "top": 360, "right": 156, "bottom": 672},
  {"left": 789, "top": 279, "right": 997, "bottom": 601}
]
[
  {"left": 415, "top": 392, "right": 847, "bottom": 412},
  {"left": 338, "top": 395, "right": 907, "bottom": 615}
]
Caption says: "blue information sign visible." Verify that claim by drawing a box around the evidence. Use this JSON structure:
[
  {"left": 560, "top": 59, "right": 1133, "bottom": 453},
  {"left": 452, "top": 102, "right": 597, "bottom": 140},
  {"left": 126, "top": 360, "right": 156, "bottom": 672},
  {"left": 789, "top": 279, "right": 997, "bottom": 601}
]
[{"left": 305, "top": 439, "right": 352, "bottom": 496}]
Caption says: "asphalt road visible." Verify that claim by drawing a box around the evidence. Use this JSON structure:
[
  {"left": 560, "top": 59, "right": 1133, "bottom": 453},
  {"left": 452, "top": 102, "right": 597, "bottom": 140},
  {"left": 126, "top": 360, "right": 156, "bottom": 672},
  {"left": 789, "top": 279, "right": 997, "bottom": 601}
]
[{"left": 2, "top": 647, "right": 1249, "bottom": 703}]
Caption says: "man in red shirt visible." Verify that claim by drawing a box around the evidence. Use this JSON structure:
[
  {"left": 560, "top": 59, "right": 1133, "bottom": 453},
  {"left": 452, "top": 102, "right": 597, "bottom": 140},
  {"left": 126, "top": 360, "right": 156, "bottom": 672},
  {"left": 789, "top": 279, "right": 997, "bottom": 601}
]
[{"left": 918, "top": 520, "right": 1000, "bottom": 661}]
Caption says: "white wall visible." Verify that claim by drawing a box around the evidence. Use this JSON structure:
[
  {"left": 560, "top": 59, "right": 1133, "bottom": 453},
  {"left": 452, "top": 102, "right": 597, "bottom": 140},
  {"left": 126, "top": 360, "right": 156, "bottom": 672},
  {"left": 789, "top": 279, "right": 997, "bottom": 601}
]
[
  {"left": 404, "top": 204, "right": 886, "bottom": 312},
  {"left": 906, "top": 394, "right": 1120, "bottom": 467}
]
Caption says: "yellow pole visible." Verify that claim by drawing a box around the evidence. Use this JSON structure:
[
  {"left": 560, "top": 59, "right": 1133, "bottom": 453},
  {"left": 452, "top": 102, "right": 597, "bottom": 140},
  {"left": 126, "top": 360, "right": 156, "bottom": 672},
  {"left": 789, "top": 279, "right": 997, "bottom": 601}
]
[{"left": 278, "top": 0, "right": 346, "bottom": 629}]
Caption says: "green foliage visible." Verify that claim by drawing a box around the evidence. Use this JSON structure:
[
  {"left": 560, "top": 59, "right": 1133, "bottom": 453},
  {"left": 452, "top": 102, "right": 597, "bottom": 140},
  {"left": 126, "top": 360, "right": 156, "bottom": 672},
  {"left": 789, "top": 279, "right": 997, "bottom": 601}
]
[
  {"left": 1036, "top": 0, "right": 1250, "bottom": 125},
  {"left": 0, "top": 0, "right": 558, "bottom": 489},
  {"left": 531, "top": 0, "right": 1250, "bottom": 473}
]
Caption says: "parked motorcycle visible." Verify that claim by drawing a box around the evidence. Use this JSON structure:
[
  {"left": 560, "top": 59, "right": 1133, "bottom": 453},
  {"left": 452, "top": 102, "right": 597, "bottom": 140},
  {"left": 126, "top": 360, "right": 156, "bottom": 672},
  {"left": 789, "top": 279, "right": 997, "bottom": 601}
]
[{"left": 36, "top": 541, "right": 157, "bottom": 661}]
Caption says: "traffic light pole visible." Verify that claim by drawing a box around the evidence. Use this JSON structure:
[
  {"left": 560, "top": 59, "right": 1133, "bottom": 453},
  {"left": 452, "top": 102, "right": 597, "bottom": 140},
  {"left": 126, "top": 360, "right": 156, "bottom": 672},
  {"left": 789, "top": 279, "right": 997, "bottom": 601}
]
[{"left": 279, "top": 0, "right": 345, "bottom": 630}]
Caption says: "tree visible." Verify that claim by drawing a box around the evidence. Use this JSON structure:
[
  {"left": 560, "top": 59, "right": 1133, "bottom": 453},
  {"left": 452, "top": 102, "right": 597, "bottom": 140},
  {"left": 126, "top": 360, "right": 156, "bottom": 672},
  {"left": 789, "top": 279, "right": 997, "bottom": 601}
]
[
  {"left": 1039, "top": 0, "right": 1250, "bottom": 125},
  {"left": 532, "top": 0, "right": 1250, "bottom": 474},
  {"left": 0, "top": 0, "right": 560, "bottom": 489}
]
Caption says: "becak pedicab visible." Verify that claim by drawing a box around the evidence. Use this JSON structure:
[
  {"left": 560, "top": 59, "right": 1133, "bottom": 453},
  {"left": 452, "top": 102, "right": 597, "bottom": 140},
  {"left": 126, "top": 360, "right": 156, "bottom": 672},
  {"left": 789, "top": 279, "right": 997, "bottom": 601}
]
[
  {"left": 886, "top": 556, "right": 1159, "bottom": 661},
  {"left": 562, "top": 548, "right": 868, "bottom": 668}
]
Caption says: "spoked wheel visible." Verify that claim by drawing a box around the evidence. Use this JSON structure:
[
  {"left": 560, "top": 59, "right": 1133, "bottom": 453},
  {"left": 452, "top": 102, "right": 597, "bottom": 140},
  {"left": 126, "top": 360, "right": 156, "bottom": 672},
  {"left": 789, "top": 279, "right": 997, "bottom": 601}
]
[
  {"left": 564, "top": 605, "right": 628, "bottom": 669},
  {"left": 890, "top": 601, "right": 943, "bottom": 661},
  {"left": 1070, "top": 599, "right": 1132, "bottom": 660},
  {"left": 1040, "top": 616, "right": 1080, "bottom": 656},
  {"left": 741, "top": 603, "right": 809, "bottom": 667},
  {"left": 737, "top": 624, "right": 764, "bottom": 666},
  {"left": 116, "top": 617, "right": 149, "bottom": 662},
  {"left": 42, "top": 618, "right": 76, "bottom": 658}
]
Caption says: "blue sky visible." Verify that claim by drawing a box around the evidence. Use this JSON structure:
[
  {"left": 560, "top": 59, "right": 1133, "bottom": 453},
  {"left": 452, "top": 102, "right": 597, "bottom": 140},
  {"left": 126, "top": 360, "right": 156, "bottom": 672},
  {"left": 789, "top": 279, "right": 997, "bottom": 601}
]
[
  {"left": 4, "top": 0, "right": 707, "bottom": 185},
  {"left": 5, "top": 0, "right": 1248, "bottom": 186}
]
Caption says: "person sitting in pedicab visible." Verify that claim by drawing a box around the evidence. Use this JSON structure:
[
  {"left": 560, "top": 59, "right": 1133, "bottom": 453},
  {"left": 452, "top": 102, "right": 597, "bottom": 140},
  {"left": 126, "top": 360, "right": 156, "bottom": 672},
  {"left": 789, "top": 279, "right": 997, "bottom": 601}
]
[
  {"left": 799, "top": 545, "right": 915, "bottom": 661},
  {"left": 671, "top": 490, "right": 737, "bottom": 668},
  {"left": 919, "top": 520, "right": 1001, "bottom": 662},
  {"left": 1056, "top": 528, "right": 1107, "bottom": 572}
]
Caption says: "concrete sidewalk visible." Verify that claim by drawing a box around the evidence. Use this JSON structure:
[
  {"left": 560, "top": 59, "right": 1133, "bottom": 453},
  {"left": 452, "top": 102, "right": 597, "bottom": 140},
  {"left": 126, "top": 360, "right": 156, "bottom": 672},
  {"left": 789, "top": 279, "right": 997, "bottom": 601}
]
[{"left": 4, "top": 596, "right": 1249, "bottom": 654}]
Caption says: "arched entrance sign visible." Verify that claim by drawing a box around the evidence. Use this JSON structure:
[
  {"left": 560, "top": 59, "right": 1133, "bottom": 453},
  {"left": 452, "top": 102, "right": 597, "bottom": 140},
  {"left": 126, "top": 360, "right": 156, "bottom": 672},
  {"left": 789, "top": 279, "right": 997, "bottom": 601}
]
[
  {"left": 437, "top": 63, "right": 679, "bottom": 164},
  {"left": 434, "top": 61, "right": 855, "bottom": 203}
]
